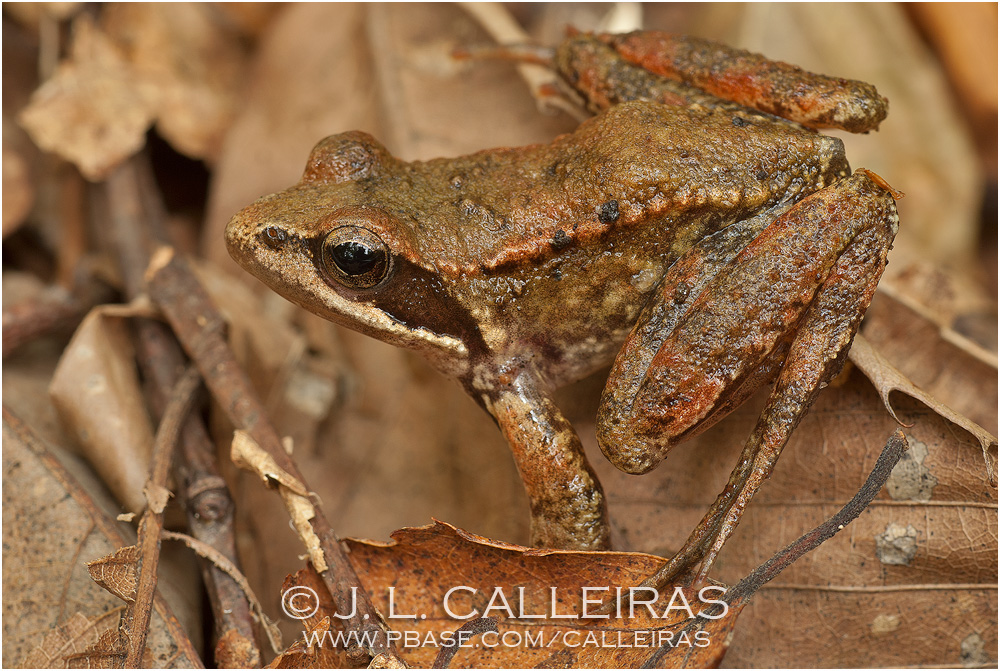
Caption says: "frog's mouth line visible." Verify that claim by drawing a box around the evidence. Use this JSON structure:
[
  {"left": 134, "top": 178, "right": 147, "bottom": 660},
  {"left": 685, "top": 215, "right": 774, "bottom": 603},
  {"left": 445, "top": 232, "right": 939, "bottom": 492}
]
[{"left": 228, "top": 217, "right": 472, "bottom": 370}]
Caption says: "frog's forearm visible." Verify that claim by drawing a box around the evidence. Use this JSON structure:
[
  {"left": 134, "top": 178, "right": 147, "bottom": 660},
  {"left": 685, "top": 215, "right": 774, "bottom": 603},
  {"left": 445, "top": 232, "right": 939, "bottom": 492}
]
[{"left": 487, "top": 370, "right": 611, "bottom": 551}]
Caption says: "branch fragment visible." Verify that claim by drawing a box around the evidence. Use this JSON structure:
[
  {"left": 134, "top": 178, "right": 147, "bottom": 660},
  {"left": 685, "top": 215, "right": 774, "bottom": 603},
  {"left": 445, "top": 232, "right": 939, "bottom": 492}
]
[{"left": 145, "top": 249, "right": 399, "bottom": 663}]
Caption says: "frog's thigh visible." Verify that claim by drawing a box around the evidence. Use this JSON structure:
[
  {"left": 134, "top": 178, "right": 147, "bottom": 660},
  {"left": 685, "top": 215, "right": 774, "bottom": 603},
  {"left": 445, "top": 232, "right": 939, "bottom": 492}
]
[{"left": 597, "top": 171, "right": 899, "bottom": 475}]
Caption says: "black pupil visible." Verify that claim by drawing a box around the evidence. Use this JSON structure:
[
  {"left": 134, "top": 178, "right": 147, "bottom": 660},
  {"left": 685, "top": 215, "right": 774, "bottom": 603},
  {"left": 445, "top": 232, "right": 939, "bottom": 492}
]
[{"left": 332, "top": 241, "right": 383, "bottom": 275}]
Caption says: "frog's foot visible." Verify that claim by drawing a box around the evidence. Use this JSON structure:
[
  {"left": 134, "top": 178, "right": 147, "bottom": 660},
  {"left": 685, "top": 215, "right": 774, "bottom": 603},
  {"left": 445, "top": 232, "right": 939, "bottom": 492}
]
[
  {"left": 487, "top": 368, "right": 611, "bottom": 551},
  {"left": 598, "top": 169, "right": 899, "bottom": 584}
]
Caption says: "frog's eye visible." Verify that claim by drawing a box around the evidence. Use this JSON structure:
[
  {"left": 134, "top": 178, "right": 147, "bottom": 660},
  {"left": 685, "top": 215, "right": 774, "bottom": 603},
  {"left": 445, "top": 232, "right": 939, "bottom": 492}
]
[{"left": 321, "top": 226, "right": 392, "bottom": 289}]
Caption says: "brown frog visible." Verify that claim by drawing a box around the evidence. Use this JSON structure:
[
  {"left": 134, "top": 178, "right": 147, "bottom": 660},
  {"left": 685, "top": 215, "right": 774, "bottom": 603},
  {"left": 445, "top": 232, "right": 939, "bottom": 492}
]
[{"left": 226, "top": 31, "right": 900, "bottom": 583}]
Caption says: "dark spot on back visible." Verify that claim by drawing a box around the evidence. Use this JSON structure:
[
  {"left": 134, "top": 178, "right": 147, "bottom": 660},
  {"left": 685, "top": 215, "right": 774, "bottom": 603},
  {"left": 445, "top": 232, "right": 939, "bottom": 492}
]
[
  {"left": 552, "top": 228, "right": 571, "bottom": 250},
  {"left": 598, "top": 200, "right": 620, "bottom": 224}
]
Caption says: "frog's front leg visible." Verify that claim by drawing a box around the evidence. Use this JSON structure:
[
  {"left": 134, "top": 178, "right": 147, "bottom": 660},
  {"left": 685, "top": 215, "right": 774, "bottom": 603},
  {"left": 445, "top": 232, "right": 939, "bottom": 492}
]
[
  {"left": 599, "top": 169, "right": 900, "bottom": 583},
  {"left": 483, "top": 368, "right": 611, "bottom": 551}
]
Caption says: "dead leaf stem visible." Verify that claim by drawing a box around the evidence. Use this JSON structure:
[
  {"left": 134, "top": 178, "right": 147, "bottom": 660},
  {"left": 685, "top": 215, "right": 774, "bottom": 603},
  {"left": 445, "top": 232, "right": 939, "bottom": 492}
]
[
  {"left": 431, "top": 617, "right": 499, "bottom": 669},
  {"left": 724, "top": 430, "right": 909, "bottom": 604},
  {"left": 145, "top": 249, "right": 398, "bottom": 663}
]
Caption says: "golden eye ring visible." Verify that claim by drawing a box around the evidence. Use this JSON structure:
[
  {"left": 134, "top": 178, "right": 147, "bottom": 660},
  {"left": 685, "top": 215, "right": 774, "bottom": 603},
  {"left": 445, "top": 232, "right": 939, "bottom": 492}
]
[{"left": 321, "top": 225, "right": 392, "bottom": 289}]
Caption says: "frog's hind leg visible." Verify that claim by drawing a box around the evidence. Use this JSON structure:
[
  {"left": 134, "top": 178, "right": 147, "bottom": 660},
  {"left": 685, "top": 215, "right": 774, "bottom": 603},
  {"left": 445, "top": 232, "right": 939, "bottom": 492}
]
[{"left": 644, "top": 170, "right": 900, "bottom": 587}]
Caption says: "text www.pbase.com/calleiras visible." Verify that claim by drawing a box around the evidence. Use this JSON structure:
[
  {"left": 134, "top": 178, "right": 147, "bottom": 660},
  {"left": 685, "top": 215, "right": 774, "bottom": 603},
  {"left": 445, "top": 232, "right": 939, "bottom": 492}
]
[{"left": 301, "top": 626, "right": 712, "bottom": 651}]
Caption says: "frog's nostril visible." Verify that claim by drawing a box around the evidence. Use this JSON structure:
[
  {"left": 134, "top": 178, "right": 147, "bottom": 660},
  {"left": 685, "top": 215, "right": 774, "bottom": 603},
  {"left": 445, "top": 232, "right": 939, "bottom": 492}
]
[{"left": 260, "top": 225, "right": 288, "bottom": 250}]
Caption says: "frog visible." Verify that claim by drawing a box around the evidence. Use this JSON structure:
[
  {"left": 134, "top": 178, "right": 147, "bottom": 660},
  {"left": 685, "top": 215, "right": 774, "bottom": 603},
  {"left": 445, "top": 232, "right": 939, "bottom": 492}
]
[{"left": 225, "top": 30, "right": 901, "bottom": 584}]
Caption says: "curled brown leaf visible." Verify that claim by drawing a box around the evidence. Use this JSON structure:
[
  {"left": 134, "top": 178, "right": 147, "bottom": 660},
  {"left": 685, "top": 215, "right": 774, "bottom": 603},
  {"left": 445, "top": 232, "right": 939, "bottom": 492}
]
[{"left": 850, "top": 333, "right": 998, "bottom": 485}]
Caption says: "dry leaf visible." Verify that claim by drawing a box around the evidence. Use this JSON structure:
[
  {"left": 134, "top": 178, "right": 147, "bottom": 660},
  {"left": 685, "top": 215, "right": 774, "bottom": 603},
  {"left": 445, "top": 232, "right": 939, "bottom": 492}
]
[
  {"left": 19, "top": 5, "right": 246, "bottom": 180},
  {"left": 230, "top": 429, "right": 328, "bottom": 573},
  {"left": 269, "top": 569, "right": 352, "bottom": 669},
  {"left": 100, "top": 3, "right": 245, "bottom": 162},
  {"left": 19, "top": 14, "right": 155, "bottom": 181},
  {"left": 20, "top": 611, "right": 119, "bottom": 668},
  {"left": 74, "top": 626, "right": 129, "bottom": 668},
  {"left": 287, "top": 522, "right": 743, "bottom": 668},
  {"left": 860, "top": 283, "right": 997, "bottom": 432},
  {"left": 143, "top": 482, "right": 172, "bottom": 514},
  {"left": 2, "top": 410, "right": 201, "bottom": 667},
  {"left": 268, "top": 617, "right": 351, "bottom": 670},
  {"left": 87, "top": 545, "right": 140, "bottom": 603},
  {"left": 215, "top": 627, "right": 262, "bottom": 670},
  {"left": 49, "top": 307, "right": 154, "bottom": 513},
  {"left": 230, "top": 429, "right": 309, "bottom": 497},
  {"left": 849, "top": 334, "right": 997, "bottom": 484}
]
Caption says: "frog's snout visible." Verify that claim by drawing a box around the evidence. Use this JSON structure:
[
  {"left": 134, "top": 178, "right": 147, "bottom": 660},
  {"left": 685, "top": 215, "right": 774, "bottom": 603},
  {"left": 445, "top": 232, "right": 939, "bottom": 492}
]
[
  {"left": 225, "top": 195, "right": 290, "bottom": 271},
  {"left": 224, "top": 211, "right": 249, "bottom": 267},
  {"left": 224, "top": 213, "right": 244, "bottom": 262}
]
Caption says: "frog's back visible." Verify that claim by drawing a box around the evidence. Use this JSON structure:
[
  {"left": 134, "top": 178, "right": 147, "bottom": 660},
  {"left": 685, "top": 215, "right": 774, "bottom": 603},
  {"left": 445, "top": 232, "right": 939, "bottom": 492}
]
[{"left": 369, "top": 101, "right": 849, "bottom": 275}]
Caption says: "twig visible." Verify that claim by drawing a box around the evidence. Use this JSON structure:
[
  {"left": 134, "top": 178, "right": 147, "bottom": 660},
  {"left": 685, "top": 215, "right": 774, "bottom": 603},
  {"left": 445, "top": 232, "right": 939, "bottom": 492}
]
[
  {"left": 725, "top": 429, "right": 909, "bottom": 604},
  {"left": 105, "top": 158, "right": 261, "bottom": 666},
  {"left": 124, "top": 366, "right": 203, "bottom": 667},
  {"left": 2, "top": 290, "right": 87, "bottom": 357},
  {"left": 145, "top": 249, "right": 398, "bottom": 663}
]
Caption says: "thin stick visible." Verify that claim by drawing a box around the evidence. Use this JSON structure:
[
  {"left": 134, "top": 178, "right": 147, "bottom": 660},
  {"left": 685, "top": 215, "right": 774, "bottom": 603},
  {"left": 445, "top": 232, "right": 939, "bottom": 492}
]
[
  {"left": 432, "top": 617, "right": 499, "bottom": 669},
  {"left": 145, "top": 249, "right": 397, "bottom": 663},
  {"left": 105, "top": 158, "right": 261, "bottom": 665},
  {"left": 124, "top": 367, "right": 202, "bottom": 667},
  {"left": 725, "top": 429, "right": 909, "bottom": 604},
  {"left": 641, "top": 429, "right": 910, "bottom": 668}
]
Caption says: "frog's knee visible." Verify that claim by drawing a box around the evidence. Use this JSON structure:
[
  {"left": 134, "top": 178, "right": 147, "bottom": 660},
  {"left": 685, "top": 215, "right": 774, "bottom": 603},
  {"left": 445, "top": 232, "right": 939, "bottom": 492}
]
[{"left": 596, "top": 417, "right": 670, "bottom": 475}]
